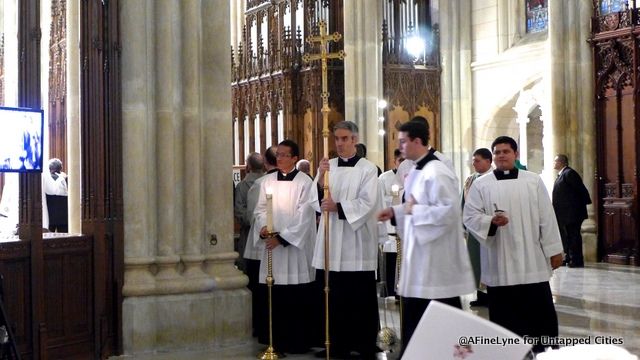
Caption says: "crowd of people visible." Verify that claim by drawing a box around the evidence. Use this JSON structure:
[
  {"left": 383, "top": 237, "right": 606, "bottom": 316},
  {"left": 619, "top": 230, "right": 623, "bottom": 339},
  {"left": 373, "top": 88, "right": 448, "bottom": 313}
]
[{"left": 233, "top": 117, "right": 591, "bottom": 358}]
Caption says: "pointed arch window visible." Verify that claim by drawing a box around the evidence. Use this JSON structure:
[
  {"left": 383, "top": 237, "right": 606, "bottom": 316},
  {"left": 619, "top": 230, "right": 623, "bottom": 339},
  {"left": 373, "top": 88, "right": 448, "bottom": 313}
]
[{"left": 525, "top": 0, "right": 548, "bottom": 33}]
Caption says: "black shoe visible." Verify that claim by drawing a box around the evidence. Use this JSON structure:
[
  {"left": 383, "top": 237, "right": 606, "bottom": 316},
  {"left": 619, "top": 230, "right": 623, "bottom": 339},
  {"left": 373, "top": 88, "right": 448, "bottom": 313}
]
[{"left": 568, "top": 262, "right": 584, "bottom": 268}]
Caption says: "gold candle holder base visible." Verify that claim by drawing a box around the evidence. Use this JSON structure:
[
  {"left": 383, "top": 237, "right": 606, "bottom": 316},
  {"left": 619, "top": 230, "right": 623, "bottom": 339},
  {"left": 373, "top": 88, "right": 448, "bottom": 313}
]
[{"left": 258, "top": 346, "right": 285, "bottom": 359}]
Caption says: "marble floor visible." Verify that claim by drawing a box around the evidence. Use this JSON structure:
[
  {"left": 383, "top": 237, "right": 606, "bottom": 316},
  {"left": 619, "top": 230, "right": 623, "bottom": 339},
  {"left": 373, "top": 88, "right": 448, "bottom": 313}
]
[{"left": 111, "top": 263, "right": 640, "bottom": 359}]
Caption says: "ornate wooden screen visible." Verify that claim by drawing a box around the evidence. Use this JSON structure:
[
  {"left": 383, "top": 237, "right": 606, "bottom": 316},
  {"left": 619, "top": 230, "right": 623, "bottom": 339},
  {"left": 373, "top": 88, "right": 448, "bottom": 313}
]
[
  {"left": 382, "top": 0, "right": 440, "bottom": 169},
  {"left": 591, "top": 0, "right": 639, "bottom": 265},
  {"left": 48, "top": 0, "right": 67, "bottom": 167},
  {"left": 231, "top": 0, "right": 344, "bottom": 171}
]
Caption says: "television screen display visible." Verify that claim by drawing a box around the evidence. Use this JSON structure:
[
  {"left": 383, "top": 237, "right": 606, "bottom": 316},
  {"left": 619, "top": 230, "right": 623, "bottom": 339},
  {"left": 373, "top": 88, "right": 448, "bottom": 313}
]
[{"left": 0, "top": 106, "right": 44, "bottom": 172}]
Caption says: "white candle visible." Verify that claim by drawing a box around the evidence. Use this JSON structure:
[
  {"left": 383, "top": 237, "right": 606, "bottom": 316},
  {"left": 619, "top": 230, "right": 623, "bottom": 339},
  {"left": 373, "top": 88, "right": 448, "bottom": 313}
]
[
  {"left": 266, "top": 186, "right": 273, "bottom": 233},
  {"left": 391, "top": 184, "right": 400, "bottom": 206}
]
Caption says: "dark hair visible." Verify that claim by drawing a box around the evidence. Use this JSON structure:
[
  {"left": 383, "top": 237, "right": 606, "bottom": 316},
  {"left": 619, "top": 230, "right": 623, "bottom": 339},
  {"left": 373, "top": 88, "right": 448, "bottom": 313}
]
[
  {"left": 393, "top": 149, "right": 402, "bottom": 159},
  {"left": 355, "top": 143, "right": 367, "bottom": 157},
  {"left": 491, "top": 136, "right": 518, "bottom": 152},
  {"left": 473, "top": 148, "right": 492, "bottom": 160},
  {"left": 556, "top": 154, "right": 569, "bottom": 166},
  {"left": 246, "top": 152, "right": 264, "bottom": 172},
  {"left": 278, "top": 139, "right": 300, "bottom": 158},
  {"left": 399, "top": 120, "right": 429, "bottom": 146},
  {"left": 264, "top": 146, "right": 278, "bottom": 166},
  {"left": 409, "top": 116, "right": 430, "bottom": 142}
]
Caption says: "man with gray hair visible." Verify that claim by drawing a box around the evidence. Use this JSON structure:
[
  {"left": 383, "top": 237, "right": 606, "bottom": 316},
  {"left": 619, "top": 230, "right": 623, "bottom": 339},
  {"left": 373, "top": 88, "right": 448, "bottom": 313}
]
[
  {"left": 234, "top": 152, "right": 264, "bottom": 272},
  {"left": 310, "top": 120, "right": 383, "bottom": 359}
]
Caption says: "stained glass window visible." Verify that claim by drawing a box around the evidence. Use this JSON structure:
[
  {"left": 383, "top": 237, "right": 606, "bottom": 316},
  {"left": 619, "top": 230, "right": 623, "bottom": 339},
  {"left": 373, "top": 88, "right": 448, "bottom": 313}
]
[
  {"left": 526, "top": 0, "right": 549, "bottom": 33},
  {"left": 600, "top": 0, "right": 627, "bottom": 15}
]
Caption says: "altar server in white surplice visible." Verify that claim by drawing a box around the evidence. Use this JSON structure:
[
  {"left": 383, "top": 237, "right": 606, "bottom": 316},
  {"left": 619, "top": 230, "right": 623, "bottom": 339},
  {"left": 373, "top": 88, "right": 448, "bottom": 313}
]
[
  {"left": 463, "top": 136, "right": 564, "bottom": 354},
  {"left": 378, "top": 120, "right": 475, "bottom": 355},
  {"left": 310, "top": 121, "right": 383, "bottom": 359},
  {"left": 253, "top": 140, "right": 317, "bottom": 354}
]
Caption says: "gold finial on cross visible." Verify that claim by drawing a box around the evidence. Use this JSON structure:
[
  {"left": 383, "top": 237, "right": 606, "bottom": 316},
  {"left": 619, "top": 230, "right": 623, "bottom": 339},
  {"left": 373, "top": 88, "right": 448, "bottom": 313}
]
[{"left": 302, "top": 20, "right": 346, "bottom": 143}]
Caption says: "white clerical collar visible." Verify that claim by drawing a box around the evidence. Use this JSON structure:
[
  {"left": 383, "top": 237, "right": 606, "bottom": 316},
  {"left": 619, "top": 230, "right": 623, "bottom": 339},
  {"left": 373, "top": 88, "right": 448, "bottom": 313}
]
[{"left": 339, "top": 154, "right": 356, "bottom": 162}]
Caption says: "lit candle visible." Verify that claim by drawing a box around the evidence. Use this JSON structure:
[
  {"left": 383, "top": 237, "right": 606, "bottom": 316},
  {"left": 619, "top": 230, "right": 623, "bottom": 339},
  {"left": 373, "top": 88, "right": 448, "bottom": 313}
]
[
  {"left": 391, "top": 184, "right": 400, "bottom": 206},
  {"left": 266, "top": 186, "right": 273, "bottom": 233}
]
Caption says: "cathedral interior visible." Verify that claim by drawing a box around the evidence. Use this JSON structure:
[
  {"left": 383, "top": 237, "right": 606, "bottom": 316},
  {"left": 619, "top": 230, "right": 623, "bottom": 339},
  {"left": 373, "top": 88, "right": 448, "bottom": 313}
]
[{"left": 0, "top": 0, "right": 639, "bottom": 358}]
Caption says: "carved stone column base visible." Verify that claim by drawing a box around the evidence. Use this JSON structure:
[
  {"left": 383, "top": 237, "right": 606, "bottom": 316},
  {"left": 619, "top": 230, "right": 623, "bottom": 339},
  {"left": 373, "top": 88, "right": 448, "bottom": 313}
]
[
  {"left": 182, "top": 254, "right": 216, "bottom": 292},
  {"left": 155, "top": 255, "right": 185, "bottom": 295},
  {"left": 122, "top": 289, "right": 251, "bottom": 354},
  {"left": 123, "top": 257, "right": 157, "bottom": 297},
  {"left": 204, "top": 252, "right": 248, "bottom": 289}
]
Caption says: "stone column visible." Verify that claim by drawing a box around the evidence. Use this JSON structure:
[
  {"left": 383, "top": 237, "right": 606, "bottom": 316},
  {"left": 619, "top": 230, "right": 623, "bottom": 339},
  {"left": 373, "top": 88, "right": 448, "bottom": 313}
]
[
  {"left": 66, "top": 0, "right": 81, "bottom": 234},
  {"left": 180, "top": 0, "right": 214, "bottom": 292},
  {"left": 202, "top": 0, "right": 247, "bottom": 290},
  {"left": 153, "top": 0, "right": 184, "bottom": 295},
  {"left": 121, "top": 0, "right": 156, "bottom": 297},
  {"left": 343, "top": 0, "right": 384, "bottom": 167},
  {"left": 122, "top": 0, "right": 250, "bottom": 353},
  {"left": 548, "top": 0, "right": 597, "bottom": 261},
  {"left": 440, "top": 0, "right": 473, "bottom": 181},
  {"left": 578, "top": 0, "right": 597, "bottom": 262}
]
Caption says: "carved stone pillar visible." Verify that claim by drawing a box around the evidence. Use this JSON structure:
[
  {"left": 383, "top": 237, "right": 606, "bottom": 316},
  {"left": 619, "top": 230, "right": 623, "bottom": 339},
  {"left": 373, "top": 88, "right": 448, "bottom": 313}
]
[
  {"left": 121, "top": 0, "right": 249, "bottom": 354},
  {"left": 343, "top": 0, "right": 384, "bottom": 166},
  {"left": 440, "top": 0, "right": 473, "bottom": 181},
  {"left": 548, "top": 0, "right": 597, "bottom": 261},
  {"left": 121, "top": 0, "right": 157, "bottom": 298}
]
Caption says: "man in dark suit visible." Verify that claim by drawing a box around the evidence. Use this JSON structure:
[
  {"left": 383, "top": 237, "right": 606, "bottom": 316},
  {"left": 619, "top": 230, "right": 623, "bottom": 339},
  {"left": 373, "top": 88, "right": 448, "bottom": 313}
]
[{"left": 552, "top": 154, "right": 592, "bottom": 268}]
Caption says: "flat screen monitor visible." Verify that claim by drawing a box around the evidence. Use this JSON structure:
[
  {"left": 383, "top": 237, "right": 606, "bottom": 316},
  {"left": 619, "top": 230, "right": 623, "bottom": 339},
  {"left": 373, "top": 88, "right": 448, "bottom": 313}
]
[{"left": 0, "top": 106, "right": 44, "bottom": 172}]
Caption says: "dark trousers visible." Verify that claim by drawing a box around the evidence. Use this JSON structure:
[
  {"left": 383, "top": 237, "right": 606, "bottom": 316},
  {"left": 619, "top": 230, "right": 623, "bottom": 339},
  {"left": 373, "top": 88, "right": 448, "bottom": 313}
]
[
  {"left": 487, "top": 282, "right": 558, "bottom": 353},
  {"left": 400, "top": 296, "right": 462, "bottom": 354},
  {"left": 316, "top": 269, "right": 379, "bottom": 356},
  {"left": 384, "top": 252, "right": 397, "bottom": 297},
  {"left": 245, "top": 259, "right": 264, "bottom": 338},
  {"left": 559, "top": 221, "right": 584, "bottom": 266}
]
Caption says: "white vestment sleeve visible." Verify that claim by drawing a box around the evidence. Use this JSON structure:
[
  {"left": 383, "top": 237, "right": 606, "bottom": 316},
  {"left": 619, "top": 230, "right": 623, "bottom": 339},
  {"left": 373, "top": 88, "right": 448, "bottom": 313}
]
[
  {"left": 253, "top": 182, "right": 268, "bottom": 246},
  {"left": 462, "top": 183, "right": 494, "bottom": 247},
  {"left": 339, "top": 165, "right": 380, "bottom": 231},
  {"left": 536, "top": 178, "right": 564, "bottom": 258},
  {"left": 410, "top": 173, "right": 459, "bottom": 245},
  {"left": 278, "top": 181, "right": 316, "bottom": 249}
]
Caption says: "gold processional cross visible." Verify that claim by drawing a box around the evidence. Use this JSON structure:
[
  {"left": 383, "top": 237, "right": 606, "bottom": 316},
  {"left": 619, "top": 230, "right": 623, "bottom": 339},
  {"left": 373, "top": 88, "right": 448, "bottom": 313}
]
[{"left": 302, "top": 20, "right": 345, "bottom": 360}]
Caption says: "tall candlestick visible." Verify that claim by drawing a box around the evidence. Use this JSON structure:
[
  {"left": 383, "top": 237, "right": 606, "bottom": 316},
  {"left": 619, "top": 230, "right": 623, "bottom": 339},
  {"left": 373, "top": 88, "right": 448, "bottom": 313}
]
[
  {"left": 391, "top": 184, "right": 400, "bottom": 206},
  {"left": 266, "top": 187, "right": 273, "bottom": 233}
]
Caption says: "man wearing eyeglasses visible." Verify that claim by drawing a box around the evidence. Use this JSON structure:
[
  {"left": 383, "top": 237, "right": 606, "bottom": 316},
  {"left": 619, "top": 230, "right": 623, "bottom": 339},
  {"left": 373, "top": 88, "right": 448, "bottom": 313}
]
[{"left": 253, "top": 140, "right": 317, "bottom": 354}]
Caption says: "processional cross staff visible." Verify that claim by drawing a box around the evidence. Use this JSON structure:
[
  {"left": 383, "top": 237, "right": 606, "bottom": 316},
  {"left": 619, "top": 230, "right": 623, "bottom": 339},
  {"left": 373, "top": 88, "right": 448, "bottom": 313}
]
[{"left": 302, "top": 20, "right": 345, "bottom": 360}]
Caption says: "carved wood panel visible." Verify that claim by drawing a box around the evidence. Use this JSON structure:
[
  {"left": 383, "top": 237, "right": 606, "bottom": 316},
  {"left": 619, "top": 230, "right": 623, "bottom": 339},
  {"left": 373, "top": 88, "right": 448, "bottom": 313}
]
[
  {"left": 48, "top": 0, "right": 67, "bottom": 168},
  {"left": 591, "top": 5, "right": 640, "bottom": 266}
]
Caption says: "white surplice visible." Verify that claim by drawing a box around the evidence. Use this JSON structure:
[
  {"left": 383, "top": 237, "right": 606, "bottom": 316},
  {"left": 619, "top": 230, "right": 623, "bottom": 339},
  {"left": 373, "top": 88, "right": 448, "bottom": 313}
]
[
  {"left": 253, "top": 171, "right": 317, "bottom": 285},
  {"left": 392, "top": 155, "right": 475, "bottom": 299},
  {"left": 310, "top": 157, "right": 384, "bottom": 272},
  {"left": 462, "top": 170, "right": 563, "bottom": 286}
]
